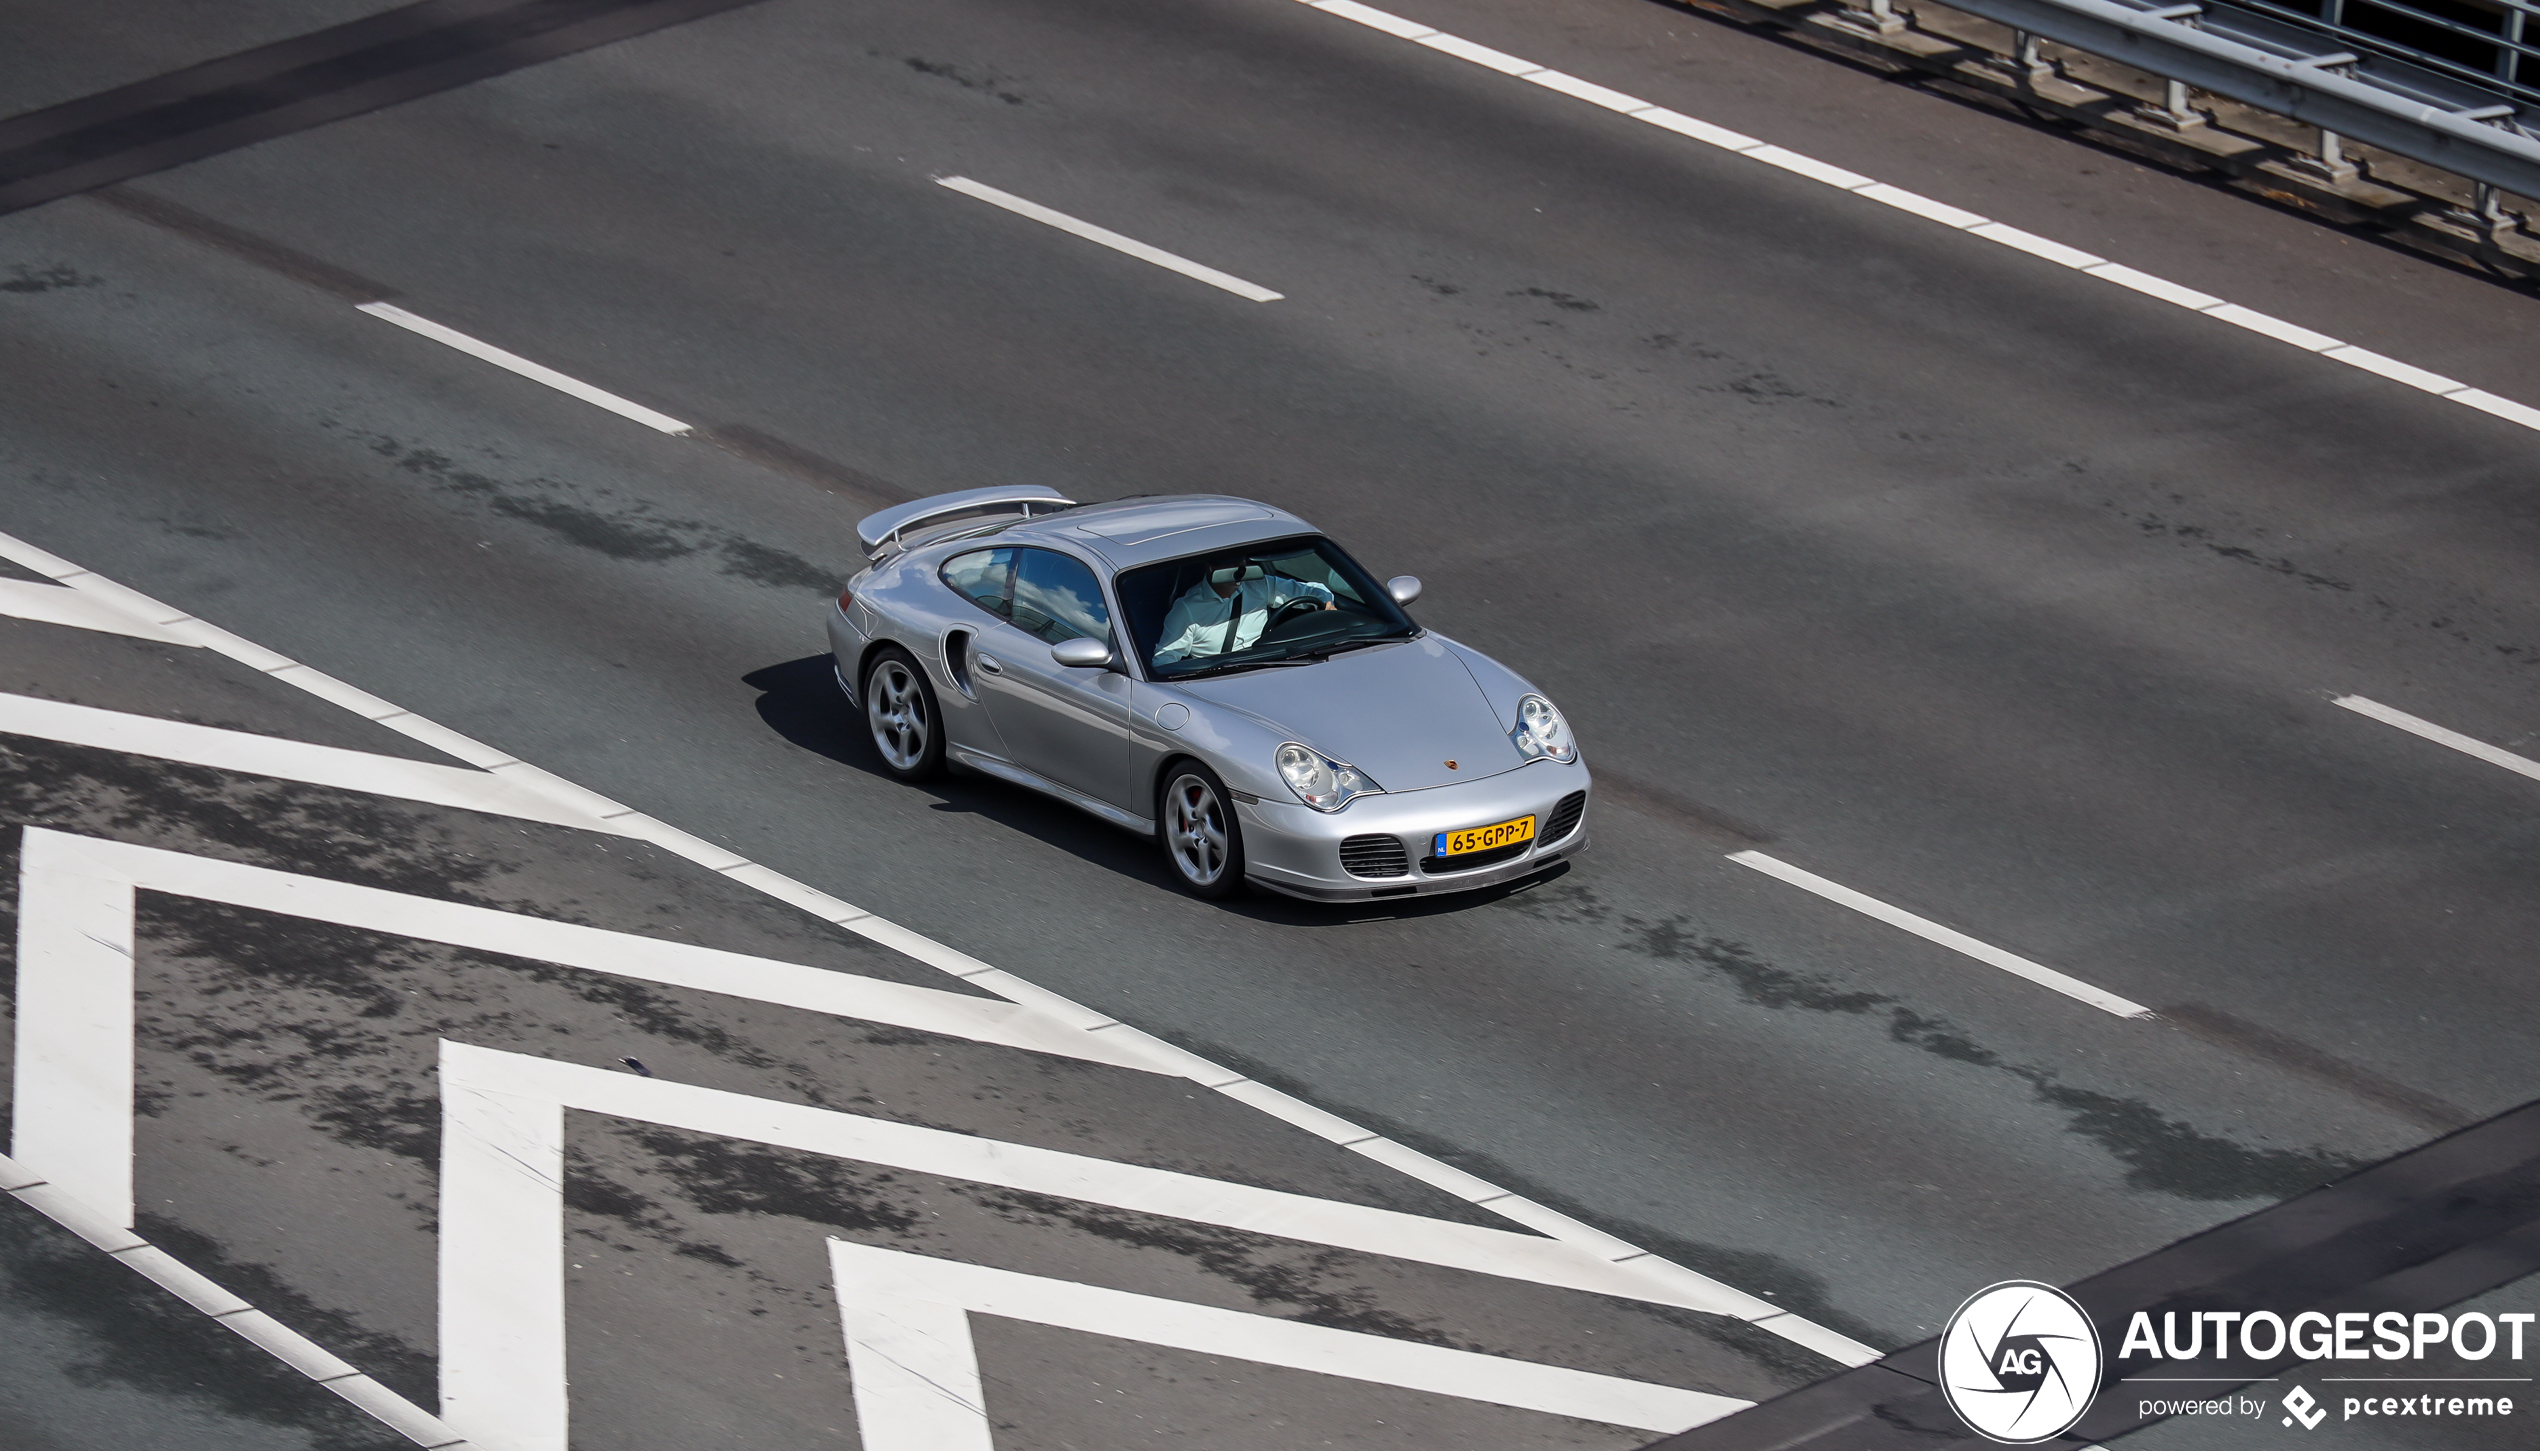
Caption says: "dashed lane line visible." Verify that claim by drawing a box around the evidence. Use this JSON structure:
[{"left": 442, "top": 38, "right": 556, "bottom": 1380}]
[
  {"left": 1293, "top": 0, "right": 2540, "bottom": 437},
  {"left": 1729, "top": 851, "right": 2156, "bottom": 1019},
  {"left": 355, "top": 303, "right": 694, "bottom": 434},
  {"left": 0, "top": 526, "right": 1884, "bottom": 1389},
  {"left": 2335, "top": 695, "right": 2540, "bottom": 785},
  {"left": 936, "top": 176, "right": 1286, "bottom": 302}
]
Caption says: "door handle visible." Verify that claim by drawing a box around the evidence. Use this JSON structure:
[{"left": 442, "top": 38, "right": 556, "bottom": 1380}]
[{"left": 976, "top": 653, "right": 1004, "bottom": 675}]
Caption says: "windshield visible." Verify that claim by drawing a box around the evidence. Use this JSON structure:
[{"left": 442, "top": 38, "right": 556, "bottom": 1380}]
[{"left": 1116, "top": 535, "right": 1416, "bottom": 680}]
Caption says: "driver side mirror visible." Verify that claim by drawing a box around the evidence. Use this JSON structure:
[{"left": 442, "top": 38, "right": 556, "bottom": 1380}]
[
  {"left": 1051, "top": 637, "right": 1116, "bottom": 669},
  {"left": 1386, "top": 575, "right": 1422, "bottom": 606}
]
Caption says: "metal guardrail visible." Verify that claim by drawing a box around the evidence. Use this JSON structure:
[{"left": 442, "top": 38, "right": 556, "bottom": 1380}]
[
  {"left": 1914, "top": 0, "right": 2540, "bottom": 196},
  {"left": 2257, "top": 0, "right": 2538, "bottom": 111}
]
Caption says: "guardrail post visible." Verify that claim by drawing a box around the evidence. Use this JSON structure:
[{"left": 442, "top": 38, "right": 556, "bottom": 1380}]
[
  {"left": 2007, "top": 29, "right": 2055, "bottom": 84},
  {"left": 2288, "top": 52, "right": 2365, "bottom": 182},
  {"left": 2305, "top": 127, "right": 2363, "bottom": 181},
  {"left": 2132, "top": 6, "right": 2209, "bottom": 128},
  {"left": 1840, "top": 0, "right": 1909, "bottom": 37},
  {"left": 2465, "top": 179, "right": 2518, "bottom": 242}
]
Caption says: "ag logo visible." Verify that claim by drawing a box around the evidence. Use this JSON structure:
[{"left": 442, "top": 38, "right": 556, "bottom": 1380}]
[{"left": 1939, "top": 1281, "right": 2104, "bottom": 1443}]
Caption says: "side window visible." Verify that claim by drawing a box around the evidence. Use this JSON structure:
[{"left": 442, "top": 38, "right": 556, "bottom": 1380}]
[
  {"left": 1009, "top": 549, "right": 1111, "bottom": 645},
  {"left": 941, "top": 548, "right": 1014, "bottom": 619}
]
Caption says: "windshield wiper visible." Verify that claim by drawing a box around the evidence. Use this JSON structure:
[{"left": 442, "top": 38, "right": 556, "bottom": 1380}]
[
  {"left": 1308, "top": 635, "right": 1406, "bottom": 658},
  {"left": 1170, "top": 633, "right": 1408, "bottom": 678},
  {"left": 1170, "top": 655, "right": 1321, "bottom": 679}
]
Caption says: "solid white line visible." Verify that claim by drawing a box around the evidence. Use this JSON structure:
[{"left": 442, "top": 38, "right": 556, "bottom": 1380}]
[
  {"left": 7, "top": 828, "right": 1172, "bottom": 1227},
  {"left": 833, "top": 1264, "right": 994, "bottom": 1451},
  {"left": 1729, "top": 851, "right": 2154, "bottom": 1018},
  {"left": 13, "top": 828, "right": 1172, "bottom": 1213},
  {"left": 0, "top": 693, "right": 632, "bottom": 833},
  {"left": 0, "top": 578, "right": 197, "bottom": 644},
  {"left": 1292, "top": 0, "right": 2540, "bottom": 436},
  {"left": 935, "top": 177, "right": 1284, "bottom": 302},
  {"left": 0, "top": 1153, "right": 470, "bottom": 1449},
  {"left": 2335, "top": 695, "right": 2540, "bottom": 784},
  {"left": 438, "top": 1042, "right": 1770, "bottom": 1448},
  {"left": 439, "top": 1070, "right": 567, "bottom": 1449},
  {"left": 11, "top": 846, "right": 137, "bottom": 1226},
  {"left": 444, "top": 1042, "right": 1780, "bottom": 1319},
  {"left": 354, "top": 303, "right": 693, "bottom": 434},
  {"left": 0, "top": 526, "right": 1881, "bottom": 1369},
  {"left": 827, "top": 1242, "right": 1747, "bottom": 1437}
]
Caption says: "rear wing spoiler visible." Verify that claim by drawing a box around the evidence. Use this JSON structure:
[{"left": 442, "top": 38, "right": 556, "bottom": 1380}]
[{"left": 855, "top": 486, "right": 1076, "bottom": 559}]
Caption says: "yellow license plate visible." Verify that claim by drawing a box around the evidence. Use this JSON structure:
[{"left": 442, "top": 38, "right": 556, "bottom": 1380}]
[{"left": 1434, "top": 815, "right": 1536, "bottom": 857}]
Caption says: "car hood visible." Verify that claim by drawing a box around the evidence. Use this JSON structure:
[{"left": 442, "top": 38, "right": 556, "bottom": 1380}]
[{"left": 1178, "top": 635, "right": 1515, "bottom": 793}]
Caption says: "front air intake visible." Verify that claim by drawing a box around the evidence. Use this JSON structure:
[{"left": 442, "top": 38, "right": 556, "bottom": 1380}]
[
  {"left": 1340, "top": 834, "right": 1410, "bottom": 878},
  {"left": 1543, "top": 791, "right": 1587, "bottom": 845}
]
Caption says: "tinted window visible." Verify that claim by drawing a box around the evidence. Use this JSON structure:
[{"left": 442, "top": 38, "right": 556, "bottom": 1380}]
[
  {"left": 1009, "top": 548, "right": 1111, "bottom": 645},
  {"left": 941, "top": 548, "right": 1014, "bottom": 619},
  {"left": 1116, "top": 535, "right": 1414, "bottom": 679}
]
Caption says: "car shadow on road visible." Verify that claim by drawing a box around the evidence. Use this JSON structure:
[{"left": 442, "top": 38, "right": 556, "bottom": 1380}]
[
  {"left": 743, "top": 654, "right": 1567, "bottom": 922},
  {"left": 745, "top": 654, "right": 1176, "bottom": 890}
]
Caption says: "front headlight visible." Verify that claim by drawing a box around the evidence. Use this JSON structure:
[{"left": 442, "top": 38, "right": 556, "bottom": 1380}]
[
  {"left": 1510, "top": 694, "right": 1577, "bottom": 763},
  {"left": 1275, "top": 742, "right": 1381, "bottom": 812}
]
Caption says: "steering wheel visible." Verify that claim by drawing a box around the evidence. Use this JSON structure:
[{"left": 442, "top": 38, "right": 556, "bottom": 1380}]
[{"left": 1265, "top": 596, "right": 1326, "bottom": 631}]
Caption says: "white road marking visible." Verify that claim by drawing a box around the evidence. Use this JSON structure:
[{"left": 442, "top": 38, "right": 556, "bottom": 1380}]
[
  {"left": 436, "top": 1042, "right": 1759, "bottom": 1449},
  {"left": 832, "top": 1258, "right": 994, "bottom": 1451},
  {"left": 10, "top": 827, "right": 1169, "bottom": 1224},
  {"left": 1295, "top": 0, "right": 2540, "bottom": 436},
  {"left": 0, "top": 693, "right": 632, "bottom": 833},
  {"left": 354, "top": 303, "right": 693, "bottom": 434},
  {"left": 0, "top": 1152, "right": 469, "bottom": 1449},
  {"left": 1729, "top": 851, "right": 2155, "bottom": 1019},
  {"left": 0, "top": 526, "right": 1881, "bottom": 1370},
  {"left": 440, "top": 1064, "right": 567, "bottom": 1451},
  {"left": 2336, "top": 695, "right": 2540, "bottom": 785},
  {"left": 936, "top": 177, "right": 1285, "bottom": 302},
  {"left": 0, "top": 578, "right": 197, "bottom": 643},
  {"left": 827, "top": 1242, "right": 1747, "bottom": 1442}
]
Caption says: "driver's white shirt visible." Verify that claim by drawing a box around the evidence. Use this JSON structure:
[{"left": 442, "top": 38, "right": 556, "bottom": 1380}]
[{"left": 1153, "top": 576, "right": 1334, "bottom": 663}]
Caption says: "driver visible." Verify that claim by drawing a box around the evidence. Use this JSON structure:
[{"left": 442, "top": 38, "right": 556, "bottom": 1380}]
[{"left": 1153, "top": 563, "right": 1335, "bottom": 663}]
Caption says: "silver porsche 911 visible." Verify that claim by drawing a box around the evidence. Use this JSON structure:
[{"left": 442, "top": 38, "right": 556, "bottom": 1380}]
[{"left": 826, "top": 487, "right": 1588, "bottom": 900}]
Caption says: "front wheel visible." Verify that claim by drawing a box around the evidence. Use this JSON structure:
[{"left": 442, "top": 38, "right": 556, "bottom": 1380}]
[
  {"left": 864, "top": 647, "right": 945, "bottom": 781},
  {"left": 1159, "top": 763, "right": 1245, "bottom": 899}
]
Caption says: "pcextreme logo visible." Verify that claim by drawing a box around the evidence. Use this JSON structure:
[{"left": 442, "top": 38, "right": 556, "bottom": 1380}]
[{"left": 1939, "top": 1281, "right": 2105, "bottom": 1444}]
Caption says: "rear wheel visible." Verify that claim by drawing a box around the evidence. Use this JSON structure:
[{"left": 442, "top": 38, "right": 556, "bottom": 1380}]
[
  {"left": 864, "top": 647, "right": 944, "bottom": 781},
  {"left": 1159, "top": 763, "right": 1245, "bottom": 899}
]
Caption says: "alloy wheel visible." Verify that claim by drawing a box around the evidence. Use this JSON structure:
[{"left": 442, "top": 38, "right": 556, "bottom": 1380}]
[
  {"left": 1164, "top": 773, "right": 1229, "bottom": 887},
  {"left": 866, "top": 659, "right": 929, "bottom": 771}
]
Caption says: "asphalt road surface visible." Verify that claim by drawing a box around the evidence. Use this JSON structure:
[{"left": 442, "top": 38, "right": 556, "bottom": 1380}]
[{"left": 3, "top": 0, "right": 2538, "bottom": 1446}]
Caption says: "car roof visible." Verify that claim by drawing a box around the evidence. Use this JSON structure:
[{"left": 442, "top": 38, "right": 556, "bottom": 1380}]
[{"left": 997, "top": 495, "right": 1323, "bottom": 570}]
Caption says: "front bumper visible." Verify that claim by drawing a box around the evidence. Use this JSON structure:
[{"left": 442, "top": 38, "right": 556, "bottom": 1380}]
[{"left": 1236, "top": 757, "right": 1590, "bottom": 901}]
